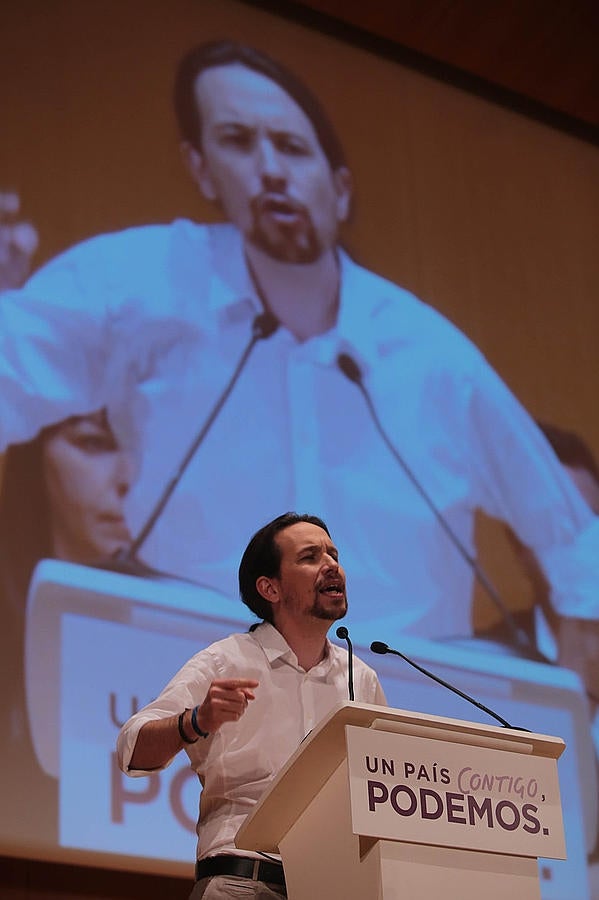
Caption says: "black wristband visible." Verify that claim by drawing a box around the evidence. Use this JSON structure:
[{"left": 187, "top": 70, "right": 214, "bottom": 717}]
[
  {"left": 191, "top": 705, "right": 210, "bottom": 738},
  {"left": 178, "top": 709, "right": 198, "bottom": 744}
]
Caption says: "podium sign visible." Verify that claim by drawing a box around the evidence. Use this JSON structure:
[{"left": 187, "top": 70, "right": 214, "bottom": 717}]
[
  {"left": 345, "top": 724, "right": 566, "bottom": 858},
  {"left": 237, "top": 703, "right": 567, "bottom": 900}
]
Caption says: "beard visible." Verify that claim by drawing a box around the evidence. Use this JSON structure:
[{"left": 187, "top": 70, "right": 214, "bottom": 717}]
[
  {"left": 248, "top": 194, "right": 324, "bottom": 264},
  {"left": 278, "top": 583, "right": 348, "bottom": 624},
  {"left": 308, "top": 589, "right": 348, "bottom": 622}
]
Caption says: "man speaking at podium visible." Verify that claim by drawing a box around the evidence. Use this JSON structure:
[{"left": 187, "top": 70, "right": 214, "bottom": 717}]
[{"left": 117, "top": 512, "right": 385, "bottom": 898}]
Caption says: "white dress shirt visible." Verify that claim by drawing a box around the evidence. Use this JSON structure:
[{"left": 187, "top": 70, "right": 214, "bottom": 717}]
[
  {"left": 1, "top": 220, "right": 598, "bottom": 647},
  {"left": 117, "top": 622, "right": 385, "bottom": 860}
]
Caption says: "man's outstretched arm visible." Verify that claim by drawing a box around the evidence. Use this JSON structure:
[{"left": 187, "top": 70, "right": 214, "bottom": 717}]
[{"left": 128, "top": 678, "right": 259, "bottom": 771}]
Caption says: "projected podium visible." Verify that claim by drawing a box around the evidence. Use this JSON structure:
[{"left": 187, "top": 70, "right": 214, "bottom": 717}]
[{"left": 236, "top": 702, "right": 566, "bottom": 900}]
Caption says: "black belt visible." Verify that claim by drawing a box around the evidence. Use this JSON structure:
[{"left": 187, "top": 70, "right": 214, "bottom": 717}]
[{"left": 195, "top": 854, "right": 286, "bottom": 887}]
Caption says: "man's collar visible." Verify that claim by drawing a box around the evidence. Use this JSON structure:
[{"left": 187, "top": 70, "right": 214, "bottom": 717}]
[
  {"left": 206, "top": 224, "right": 262, "bottom": 315},
  {"left": 284, "top": 250, "right": 379, "bottom": 377},
  {"left": 251, "top": 622, "right": 294, "bottom": 664},
  {"left": 176, "top": 222, "right": 381, "bottom": 372},
  {"left": 203, "top": 224, "right": 375, "bottom": 346},
  {"left": 251, "top": 621, "right": 335, "bottom": 672}
]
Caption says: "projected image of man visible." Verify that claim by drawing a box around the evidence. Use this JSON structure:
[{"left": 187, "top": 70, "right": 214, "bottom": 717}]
[{"left": 1, "top": 41, "right": 598, "bottom": 657}]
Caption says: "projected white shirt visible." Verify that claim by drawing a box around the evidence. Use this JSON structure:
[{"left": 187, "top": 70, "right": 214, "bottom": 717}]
[
  {"left": 117, "top": 621, "right": 385, "bottom": 860},
  {"left": 1, "top": 220, "right": 598, "bottom": 647}
]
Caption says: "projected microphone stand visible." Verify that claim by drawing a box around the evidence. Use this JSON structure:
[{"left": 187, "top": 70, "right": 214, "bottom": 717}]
[{"left": 109, "top": 312, "right": 278, "bottom": 570}]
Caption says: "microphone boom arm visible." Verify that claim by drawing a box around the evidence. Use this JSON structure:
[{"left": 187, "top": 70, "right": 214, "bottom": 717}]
[
  {"left": 128, "top": 313, "right": 278, "bottom": 558},
  {"left": 337, "top": 353, "right": 545, "bottom": 663},
  {"left": 370, "top": 640, "right": 525, "bottom": 730}
]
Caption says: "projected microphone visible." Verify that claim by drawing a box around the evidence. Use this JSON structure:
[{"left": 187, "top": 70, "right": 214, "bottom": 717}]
[
  {"left": 336, "top": 625, "right": 355, "bottom": 701},
  {"left": 109, "top": 311, "right": 279, "bottom": 570},
  {"left": 337, "top": 352, "right": 543, "bottom": 663},
  {"left": 370, "top": 640, "right": 527, "bottom": 730}
]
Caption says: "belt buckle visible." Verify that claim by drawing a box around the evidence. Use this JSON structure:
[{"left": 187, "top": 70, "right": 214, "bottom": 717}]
[{"left": 252, "top": 859, "right": 261, "bottom": 881}]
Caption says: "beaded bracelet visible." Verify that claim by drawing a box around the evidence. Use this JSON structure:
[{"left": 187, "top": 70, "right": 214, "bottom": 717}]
[
  {"left": 191, "top": 705, "right": 210, "bottom": 739},
  {"left": 178, "top": 709, "right": 198, "bottom": 744}
]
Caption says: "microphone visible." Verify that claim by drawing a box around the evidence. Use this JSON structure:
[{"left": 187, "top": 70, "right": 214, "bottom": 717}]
[
  {"left": 117, "top": 312, "right": 279, "bottom": 563},
  {"left": 337, "top": 352, "right": 362, "bottom": 385},
  {"left": 370, "top": 640, "right": 527, "bottom": 730},
  {"left": 336, "top": 625, "right": 355, "bottom": 701},
  {"left": 337, "top": 352, "right": 544, "bottom": 663}
]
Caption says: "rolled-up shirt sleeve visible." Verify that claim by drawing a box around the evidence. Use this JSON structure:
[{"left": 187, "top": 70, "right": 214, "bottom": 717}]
[
  {"left": 535, "top": 516, "right": 599, "bottom": 620},
  {"left": 0, "top": 225, "right": 181, "bottom": 451},
  {"left": 464, "top": 354, "right": 599, "bottom": 620},
  {"left": 117, "top": 648, "right": 219, "bottom": 776},
  {"left": 0, "top": 285, "right": 109, "bottom": 448},
  {"left": 116, "top": 713, "right": 159, "bottom": 777}
]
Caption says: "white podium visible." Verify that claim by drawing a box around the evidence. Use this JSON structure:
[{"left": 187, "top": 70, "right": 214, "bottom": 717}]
[{"left": 236, "top": 702, "right": 566, "bottom": 900}]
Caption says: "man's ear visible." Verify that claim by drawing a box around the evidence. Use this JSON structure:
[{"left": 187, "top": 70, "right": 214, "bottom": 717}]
[
  {"left": 180, "top": 140, "right": 218, "bottom": 202},
  {"left": 255, "top": 575, "right": 280, "bottom": 606},
  {"left": 333, "top": 165, "right": 353, "bottom": 224}
]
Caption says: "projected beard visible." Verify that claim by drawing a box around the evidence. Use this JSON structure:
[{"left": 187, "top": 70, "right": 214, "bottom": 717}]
[{"left": 248, "top": 193, "right": 322, "bottom": 264}]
